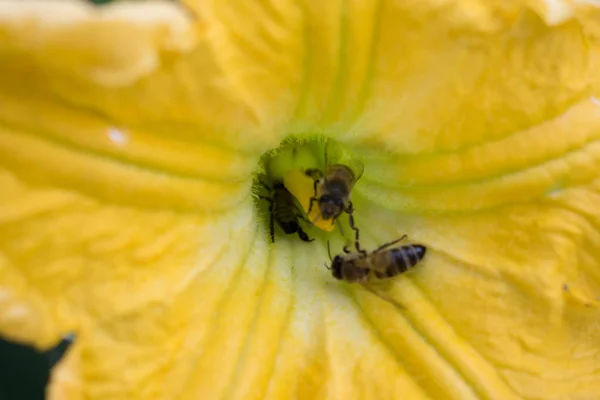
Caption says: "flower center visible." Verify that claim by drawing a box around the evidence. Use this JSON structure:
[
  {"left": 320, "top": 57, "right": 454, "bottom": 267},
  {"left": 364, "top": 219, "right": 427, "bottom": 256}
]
[
  {"left": 250, "top": 136, "right": 432, "bottom": 317},
  {"left": 253, "top": 137, "right": 373, "bottom": 250}
]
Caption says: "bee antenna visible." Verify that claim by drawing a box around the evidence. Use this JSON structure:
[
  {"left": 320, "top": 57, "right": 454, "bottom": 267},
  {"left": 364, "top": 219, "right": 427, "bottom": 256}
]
[{"left": 327, "top": 240, "right": 333, "bottom": 262}]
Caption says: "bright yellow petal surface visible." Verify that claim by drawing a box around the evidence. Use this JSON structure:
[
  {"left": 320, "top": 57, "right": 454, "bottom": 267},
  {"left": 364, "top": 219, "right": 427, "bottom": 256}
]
[{"left": 1, "top": 1, "right": 600, "bottom": 399}]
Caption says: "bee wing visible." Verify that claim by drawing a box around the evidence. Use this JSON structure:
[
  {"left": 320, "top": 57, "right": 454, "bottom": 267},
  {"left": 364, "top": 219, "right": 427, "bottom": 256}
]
[
  {"left": 324, "top": 139, "right": 365, "bottom": 188},
  {"left": 347, "top": 157, "right": 364, "bottom": 190}
]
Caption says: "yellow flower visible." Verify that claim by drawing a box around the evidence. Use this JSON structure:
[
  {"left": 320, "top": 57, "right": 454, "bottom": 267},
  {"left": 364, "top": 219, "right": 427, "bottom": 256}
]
[{"left": 1, "top": 0, "right": 600, "bottom": 398}]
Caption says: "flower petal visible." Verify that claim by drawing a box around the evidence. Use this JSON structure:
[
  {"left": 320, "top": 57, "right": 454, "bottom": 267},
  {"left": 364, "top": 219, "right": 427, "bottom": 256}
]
[
  {"left": 359, "top": 98, "right": 600, "bottom": 213},
  {"left": 0, "top": 1, "right": 198, "bottom": 87},
  {"left": 0, "top": 0, "right": 284, "bottom": 157},
  {"left": 351, "top": 177, "right": 600, "bottom": 398}
]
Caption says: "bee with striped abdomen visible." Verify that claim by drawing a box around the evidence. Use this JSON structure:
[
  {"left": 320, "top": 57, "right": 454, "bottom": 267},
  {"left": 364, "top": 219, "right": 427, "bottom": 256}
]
[
  {"left": 325, "top": 235, "right": 427, "bottom": 305},
  {"left": 258, "top": 179, "right": 314, "bottom": 243}
]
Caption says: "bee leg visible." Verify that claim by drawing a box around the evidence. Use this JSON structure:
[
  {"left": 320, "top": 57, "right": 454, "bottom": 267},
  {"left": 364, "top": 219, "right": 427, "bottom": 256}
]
[
  {"left": 269, "top": 209, "right": 275, "bottom": 243},
  {"left": 296, "top": 226, "right": 314, "bottom": 242},
  {"left": 307, "top": 179, "right": 320, "bottom": 214},
  {"left": 373, "top": 234, "right": 408, "bottom": 253},
  {"left": 346, "top": 202, "right": 365, "bottom": 256},
  {"left": 308, "top": 196, "right": 318, "bottom": 215},
  {"left": 259, "top": 196, "right": 275, "bottom": 243},
  {"left": 343, "top": 244, "right": 351, "bottom": 253},
  {"left": 258, "top": 178, "right": 272, "bottom": 192}
]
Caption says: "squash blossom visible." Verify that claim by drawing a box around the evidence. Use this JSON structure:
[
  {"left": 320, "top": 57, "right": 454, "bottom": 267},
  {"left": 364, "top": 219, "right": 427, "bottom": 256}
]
[{"left": 2, "top": 0, "right": 600, "bottom": 399}]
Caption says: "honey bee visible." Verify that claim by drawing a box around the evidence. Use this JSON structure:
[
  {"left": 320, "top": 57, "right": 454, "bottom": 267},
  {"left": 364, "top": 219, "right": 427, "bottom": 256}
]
[
  {"left": 305, "top": 140, "right": 364, "bottom": 248},
  {"left": 325, "top": 236, "right": 427, "bottom": 306},
  {"left": 258, "top": 179, "right": 314, "bottom": 243}
]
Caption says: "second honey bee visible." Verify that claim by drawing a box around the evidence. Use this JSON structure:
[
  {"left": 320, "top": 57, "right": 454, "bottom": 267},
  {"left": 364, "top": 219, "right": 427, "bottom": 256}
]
[
  {"left": 259, "top": 179, "right": 314, "bottom": 243},
  {"left": 325, "top": 236, "right": 427, "bottom": 305},
  {"left": 305, "top": 140, "right": 364, "bottom": 248}
]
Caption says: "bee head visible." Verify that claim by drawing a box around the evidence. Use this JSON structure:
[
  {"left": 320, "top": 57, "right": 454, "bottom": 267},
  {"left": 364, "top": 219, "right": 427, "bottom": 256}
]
[
  {"left": 330, "top": 255, "right": 344, "bottom": 280},
  {"left": 413, "top": 245, "right": 427, "bottom": 259},
  {"left": 319, "top": 195, "right": 343, "bottom": 219}
]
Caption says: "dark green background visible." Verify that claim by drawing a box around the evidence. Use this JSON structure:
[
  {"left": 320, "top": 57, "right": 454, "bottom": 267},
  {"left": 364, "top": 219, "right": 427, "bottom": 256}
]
[{"left": 0, "top": 337, "right": 68, "bottom": 400}]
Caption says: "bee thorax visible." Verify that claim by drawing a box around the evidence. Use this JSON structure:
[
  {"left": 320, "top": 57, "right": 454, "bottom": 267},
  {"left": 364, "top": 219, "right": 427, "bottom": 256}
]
[{"left": 324, "top": 179, "right": 350, "bottom": 198}]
